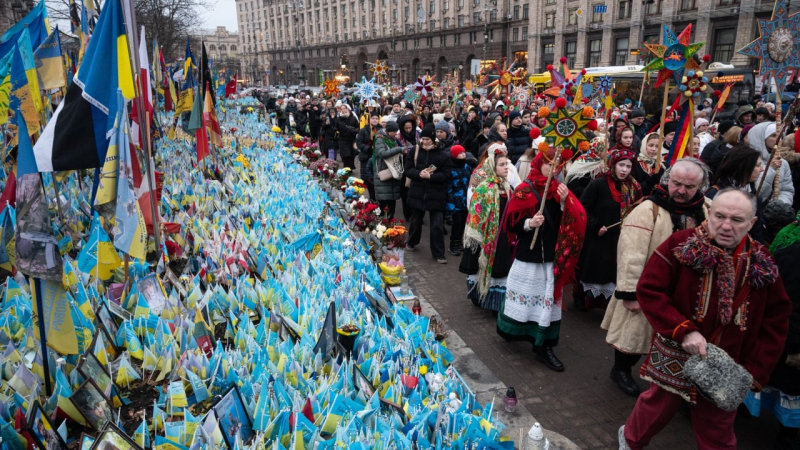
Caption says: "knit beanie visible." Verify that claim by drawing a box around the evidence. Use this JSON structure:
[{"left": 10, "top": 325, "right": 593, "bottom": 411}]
[
  {"left": 435, "top": 120, "right": 451, "bottom": 134},
  {"left": 421, "top": 123, "right": 436, "bottom": 140},
  {"left": 630, "top": 108, "right": 645, "bottom": 119},
  {"left": 450, "top": 145, "right": 466, "bottom": 158},
  {"left": 385, "top": 121, "right": 399, "bottom": 132},
  {"left": 717, "top": 120, "right": 735, "bottom": 137},
  {"left": 509, "top": 111, "right": 522, "bottom": 122}
]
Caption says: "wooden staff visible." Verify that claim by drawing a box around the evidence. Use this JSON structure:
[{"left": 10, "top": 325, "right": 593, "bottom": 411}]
[
  {"left": 757, "top": 81, "right": 783, "bottom": 199},
  {"left": 654, "top": 82, "right": 670, "bottom": 172},
  {"left": 530, "top": 148, "right": 562, "bottom": 250}
]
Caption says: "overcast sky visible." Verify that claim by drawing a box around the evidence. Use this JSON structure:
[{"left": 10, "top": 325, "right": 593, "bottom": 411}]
[{"left": 203, "top": 0, "right": 239, "bottom": 32}]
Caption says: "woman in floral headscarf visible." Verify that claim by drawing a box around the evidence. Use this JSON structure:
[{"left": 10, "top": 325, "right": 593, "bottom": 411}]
[
  {"left": 574, "top": 149, "right": 642, "bottom": 312},
  {"left": 459, "top": 143, "right": 514, "bottom": 312},
  {"left": 498, "top": 147, "right": 587, "bottom": 372},
  {"left": 632, "top": 132, "right": 665, "bottom": 196},
  {"left": 565, "top": 137, "right": 608, "bottom": 199}
]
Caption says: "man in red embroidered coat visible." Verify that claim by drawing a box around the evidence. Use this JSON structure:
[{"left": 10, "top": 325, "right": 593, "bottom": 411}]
[{"left": 620, "top": 188, "right": 791, "bottom": 449}]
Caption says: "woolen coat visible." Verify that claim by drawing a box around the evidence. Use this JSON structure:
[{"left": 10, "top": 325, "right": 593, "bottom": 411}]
[
  {"left": 404, "top": 144, "right": 453, "bottom": 211},
  {"left": 577, "top": 177, "right": 625, "bottom": 285},
  {"left": 601, "top": 198, "right": 711, "bottom": 354}
]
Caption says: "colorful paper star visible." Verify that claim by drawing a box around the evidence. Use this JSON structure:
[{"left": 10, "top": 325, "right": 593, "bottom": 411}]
[
  {"left": 354, "top": 77, "right": 380, "bottom": 100},
  {"left": 542, "top": 105, "right": 594, "bottom": 151},
  {"left": 642, "top": 24, "right": 704, "bottom": 87},
  {"left": 413, "top": 76, "right": 434, "bottom": 98},
  {"left": 481, "top": 58, "right": 525, "bottom": 97},
  {"left": 737, "top": 0, "right": 800, "bottom": 94},
  {"left": 323, "top": 79, "right": 340, "bottom": 97}
]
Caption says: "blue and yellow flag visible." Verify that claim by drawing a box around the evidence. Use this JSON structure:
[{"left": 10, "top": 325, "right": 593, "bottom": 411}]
[
  {"left": 77, "top": 212, "right": 122, "bottom": 280},
  {"left": 112, "top": 92, "right": 147, "bottom": 260},
  {"left": 34, "top": 27, "right": 66, "bottom": 90},
  {"left": 0, "top": 1, "right": 49, "bottom": 61},
  {"left": 10, "top": 30, "right": 41, "bottom": 132},
  {"left": 0, "top": 52, "right": 11, "bottom": 126}
]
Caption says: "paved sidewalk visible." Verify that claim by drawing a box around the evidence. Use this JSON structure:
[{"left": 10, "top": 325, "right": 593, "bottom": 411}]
[{"left": 401, "top": 213, "right": 781, "bottom": 450}]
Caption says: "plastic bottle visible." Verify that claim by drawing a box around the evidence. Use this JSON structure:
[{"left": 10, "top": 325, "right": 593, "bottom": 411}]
[
  {"left": 524, "top": 423, "right": 549, "bottom": 450},
  {"left": 400, "top": 269, "right": 410, "bottom": 295}
]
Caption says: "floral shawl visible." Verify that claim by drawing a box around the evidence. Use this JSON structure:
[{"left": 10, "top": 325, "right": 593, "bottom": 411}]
[{"left": 464, "top": 144, "right": 511, "bottom": 298}]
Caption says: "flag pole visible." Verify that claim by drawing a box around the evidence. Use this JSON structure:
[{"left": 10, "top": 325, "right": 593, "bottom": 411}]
[
  {"left": 32, "top": 277, "right": 53, "bottom": 396},
  {"left": 121, "top": 0, "right": 161, "bottom": 259}
]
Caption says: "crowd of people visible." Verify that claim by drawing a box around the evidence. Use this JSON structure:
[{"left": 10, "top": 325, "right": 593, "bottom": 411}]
[{"left": 253, "top": 88, "right": 800, "bottom": 449}]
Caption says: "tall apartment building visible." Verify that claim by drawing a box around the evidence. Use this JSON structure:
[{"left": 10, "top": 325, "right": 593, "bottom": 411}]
[
  {"left": 526, "top": 0, "right": 775, "bottom": 73},
  {"left": 235, "top": 0, "right": 529, "bottom": 86}
]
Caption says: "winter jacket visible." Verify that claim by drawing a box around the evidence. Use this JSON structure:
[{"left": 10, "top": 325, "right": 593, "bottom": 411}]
[
  {"left": 504, "top": 125, "right": 529, "bottom": 165},
  {"left": 600, "top": 198, "right": 711, "bottom": 354},
  {"left": 750, "top": 122, "right": 795, "bottom": 205},
  {"left": 357, "top": 124, "right": 380, "bottom": 181},
  {"left": 335, "top": 114, "right": 360, "bottom": 143},
  {"left": 276, "top": 104, "right": 287, "bottom": 119},
  {"left": 285, "top": 102, "right": 298, "bottom": 117},
  {"left": 321, "top": 113, "right": 338, "bottom": 148},
  {"left": 372, "top": 129, "right": 405, "bottom": 201},
  {"left": 459, "top": 119, "right": 482, "bottom": 156},
  {"left": 405, "top": 143, "right": 454, "bottom": 211},
  {"left": 447, "top": 158, "right": 473, "bottom": 213},
  {"left": 735, "top": 105, "right": 755, "bottom": 127},
  {"left": 265, "top": 97, "right": 276, "bottom": 111},
  {"left": 308, "top": 106, "right": 323, "bottom": 128}
]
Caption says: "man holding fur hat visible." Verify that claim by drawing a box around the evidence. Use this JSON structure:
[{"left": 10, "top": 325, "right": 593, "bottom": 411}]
[{"left": 619, "top": 188, "right": 791, "bottom": 449}]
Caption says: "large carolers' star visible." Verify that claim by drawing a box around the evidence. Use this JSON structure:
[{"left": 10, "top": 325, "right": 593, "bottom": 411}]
[
  {"left": 542, "top": 103, "right": 594, "bottom": 151},
  {"left": 354, "top": 77, "right": 380, "bottom": 100},
  {"left": 323, "top": 78, "right": 339, "bottom": 97},
  {"left": 642, "top": 24, "right": 704, "bottom": 87},
  {"left": 738, "top": 0, "right": 800, "bottom": 92}
]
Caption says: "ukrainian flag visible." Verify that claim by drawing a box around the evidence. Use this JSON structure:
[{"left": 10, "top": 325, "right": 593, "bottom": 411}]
[
  {"left": 33, "top": 27, "right": 65, "bottom": 90},
  {"left": 0, "top": 52, "right": 10, "bottom": 126},
  {"left": 76, "top": 212, "right": 122, "bottom": 281}
]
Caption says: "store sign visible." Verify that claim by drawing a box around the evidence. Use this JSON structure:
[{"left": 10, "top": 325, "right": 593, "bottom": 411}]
[{"left": 711, "top": 74, "right": 745, "bottom": 83}]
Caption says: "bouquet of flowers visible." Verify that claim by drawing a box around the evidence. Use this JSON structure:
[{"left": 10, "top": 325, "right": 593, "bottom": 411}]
[
  {"left": 309, "top": 158, "right": 338, "bottom": 176},
  {"left": 352, "top": 201, "right": 381, "bottom": 232},
  {"left": 334, "top": 168, "right": 352, "bottom": 190},
  {"left": 381, "top": 224, "right": 408, "bottom": 249},
  {"left": 344, "top": 177, "right": 367, "bottom": 200}
]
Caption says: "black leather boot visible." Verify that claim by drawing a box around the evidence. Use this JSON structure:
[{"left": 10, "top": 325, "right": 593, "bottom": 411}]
[
  {"left": 609, "top": 367, "right": 641, "bottom": 397},
  {"left": 534, "top": 346, "right": 565, "bottom": 372}
]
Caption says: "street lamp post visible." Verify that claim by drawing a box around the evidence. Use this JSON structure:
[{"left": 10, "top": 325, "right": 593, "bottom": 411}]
[
  {"left": 288, "top": 0, "right": 305, "bottom": 85},
  {"left": 481, "top": 1, "right": 497, "bottom": 78}
]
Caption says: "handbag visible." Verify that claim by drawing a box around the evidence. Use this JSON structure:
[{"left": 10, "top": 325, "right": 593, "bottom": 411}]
[
  {"left": 405, "top": 145, "right": 419, "bottom": 188},
  {"left": 377, "top": 153, "right": 404, "bottom": 181}
]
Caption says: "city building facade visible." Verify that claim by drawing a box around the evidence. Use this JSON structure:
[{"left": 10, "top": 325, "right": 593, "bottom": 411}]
[
  {"left": 235, "top": 0, "right": 529, "bottom": 86},
  {"left": 526, "top": 0, "right": 774, "bottom": 74},
  {"left": 0, "top": 0, "right": 35, "bottom": 37},
  {"left": 235, "top": 0, "right": 780, "bottom": 88},
  {"left": 191, "top": 26, "right": 241, "bottom": 76}
]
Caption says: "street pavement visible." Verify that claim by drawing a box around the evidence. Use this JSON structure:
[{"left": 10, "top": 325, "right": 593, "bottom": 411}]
[{"left": 400, "top": 210, "right": 781, "bottom": 450}]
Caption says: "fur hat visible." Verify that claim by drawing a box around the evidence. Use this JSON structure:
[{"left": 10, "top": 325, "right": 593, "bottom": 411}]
[{"left": 684, "top": 344, "right": 753, "bottom": 412}]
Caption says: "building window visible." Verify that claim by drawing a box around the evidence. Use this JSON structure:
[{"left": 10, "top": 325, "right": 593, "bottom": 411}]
[
  {"left": 543, "top": 43, "right": 554, "bottom": 54},
  {"left": 618, "top": 0, "right": 632, "bottom": 19},
  {"left": 615, "top": 37, "right": 629, "bottom": 65},
  {"left": 546, "top": 0, "right": 556, "bottom": 4},
  {"left": 513, "top": 5, "right": 520, "bottom": 20},
  {"left": 430, "top": 1, "right": 435, "bottom": 13},
  {"left": 440, "top": 35, "right": 445, "bottom": 47},
  {"left": 458, "top": 15, "right": 464, "bottom": 27},
  {"left": 454, "top": 33, "right": 460, "bottom": 45},
  {"left": 444, "top": 0, "right": 449, "bottom": 10},
  {"left": 545, "top": 12, "right": 555, "bottom": 28},
  {"left": 718, "top": 0, "right": 739, "bottom": 4},
  {"left": 647, "top": 0, "right": 663, "bottom": 14},
  {"left": 473, "top": 12, "right": 480, "bottom": 23},
  {"left": 444, "top": 17, "right": 450, "bottom": 29},
  {"left": 588, "top": 39, "right": 601, "bottom": 66},
  {"left": 523, "top": 4, "right": 529, "bottom": 18},
  {"left": 592, "top": 4, "right": 604, "bottom": 22},
  {"left": 568, "top": 8, "right": 578, "bottom": 25},
  {"left": 565, "top": 41, "right": 577, "bottom": 66},
  {"left": 458, "top": 0, "right": 464, "bottom": 8},
  {"left": 522, "top": 26, "right": 528, "bottom": 41},
  {"left": 430, "top": 19, "right": 436, "bottom": 30},
  {"left": 490, "top": 9, "right": 497, "bottom": 21},
  {"left": 513, "top": 28, "right": 519, "bottom": 41},
  {"left": 427, "top": 36, "right": 433, "bottom": 47},
  {"left": 680, "top": 0, "right": 696, "bottom": 10},
  {"left": 713, "top": 28, "right": 736, "bottom": 63},
  {"left": 470, "top": 31, "right": 477, "bottom": 43},
  {"left": 404, "top": 6, "right": 409, "bottom": 18}
]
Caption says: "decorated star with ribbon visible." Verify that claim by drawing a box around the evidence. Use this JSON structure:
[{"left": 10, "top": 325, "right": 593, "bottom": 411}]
[
  {"left": 481, "top": 58, "right": 525, "bottom": 97},
  {"left": 642, "top": 24, "right": 704, "bottom": 87},
  {"left": 414, "top": 75, "right": 434, "bottom": 98},
  {"left": 369, "top": 60, "right": 389, "bottom": 82},
  {"left": 537, "top": 97, "right": 597, "bottom": 153},
  {"left": 543, "top": 57, "right": 587, "bottom": 104},
  {"left": 596, "top": 75, "right": 613, "bottom": 96},
  {"left": 354, "top": 76, "right": 380, "bottom": 100},
  {"left": 670, "top": 56, "right": 711, "bottom": 105},
  {"left": 738, "top": 0, "right": 800, "bottom": 93},
  {"left": 323, "top": 79, "right": 340, "bottom": 97},
  {"left": 403, "top": 89, "right": 418, "bottom": 103}
]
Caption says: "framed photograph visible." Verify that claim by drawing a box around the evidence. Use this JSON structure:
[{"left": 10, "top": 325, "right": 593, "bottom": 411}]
[
  {"left": 77, "top": 351, "right": 115, "bottom": 401},
  {"left": 26, "top": 400, "right": 67, "bottom": 450},
  {"left": 353, "top": 367, "right": 375, "bottom": 398},
  {"left": 165, "top": 269, "right": 188, "bottom": 299},
  {"left": 70, "top": 379, "right": 114, "bottom": 431},
  {"left": 384, "top": 286, "right": 397, "bottom": 305},
  {"left": 91, "top": 319, "right": 120, "bottom": 360},
  {"left": 136, "top": 274, "right": 168, "bottom": 316},
  {"left": 95, "top": 303, "right": 120, "bottom": 339},
  {"left": 211, "top": 386, "right": 253, "bottom": 449},
  {"left": 89, "top": 422, "right": 143, "bottom": 450},
  {"left": 107, "top": 297, "right": 132, "bottom": 323},
  {"left": 79, "top": 433, "right": 96, "bottom": 450}
]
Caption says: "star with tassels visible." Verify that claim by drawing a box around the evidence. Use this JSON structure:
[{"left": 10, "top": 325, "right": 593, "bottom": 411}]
[
  {"left": 323, "top": 79, "right": 340, "bottom": 97},
  {"left": 738, "top": 0, "right": 800, "bottom": 91},
  {"left": 538, "top": 97, "right": 598, "bottom": 152},
  {"left": 642, "top": 24, "right": 704, "bottom": 87}
]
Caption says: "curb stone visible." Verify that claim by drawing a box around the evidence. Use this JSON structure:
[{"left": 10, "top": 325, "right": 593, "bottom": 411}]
[{"left": 414, "top": 292, "right": 582, "bottom": 450}]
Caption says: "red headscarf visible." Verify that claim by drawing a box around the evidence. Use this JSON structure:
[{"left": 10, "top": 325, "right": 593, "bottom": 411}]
[{"left": 504, "top": 147, "right": 588, "bottom": 304}]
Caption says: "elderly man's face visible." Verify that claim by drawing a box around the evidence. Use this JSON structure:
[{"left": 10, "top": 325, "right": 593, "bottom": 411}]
[
  {"left": 707, "top": 191, "right": 757, "bottom": 248},
  {"left": 666, "top": 162, "right": 704, "bottom": 203}
]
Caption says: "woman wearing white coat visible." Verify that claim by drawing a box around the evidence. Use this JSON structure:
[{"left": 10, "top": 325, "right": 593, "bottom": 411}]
[{"left": 749, "top": 122, "right": 795, "bottom": 205}]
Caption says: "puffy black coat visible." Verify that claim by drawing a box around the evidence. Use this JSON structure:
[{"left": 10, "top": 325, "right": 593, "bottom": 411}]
[
  {"left": 356, "top": 125, "right": 380, "bottom": 181},
  {"left": 321, "top": 112, "right": 338, "bottom": 148},
  {"left": 505, "top": 125, "right": 529, "bottom": 165},
  {"left": 335, "top": 114, "right": 360, "bottom": 142},
  {"left": 372, "top": 129, "right": 405, "bottom": 201},
  {"left": 404, "top": 143, "right": 454, "bottom": 211},
  {"left": 308, "top": 106, "right": 323, "bottom": 128},
  {"left": 459, "top": 118, "right": 481, "bottom": 157}
]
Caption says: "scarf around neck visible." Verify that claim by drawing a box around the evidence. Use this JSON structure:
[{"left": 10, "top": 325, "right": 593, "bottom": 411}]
[
  {"left": 649, "top": 184, "right": 706, "bottom": 231},
  {"left": 605, "top": 171, "right": 642, "bottom": 219}
]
